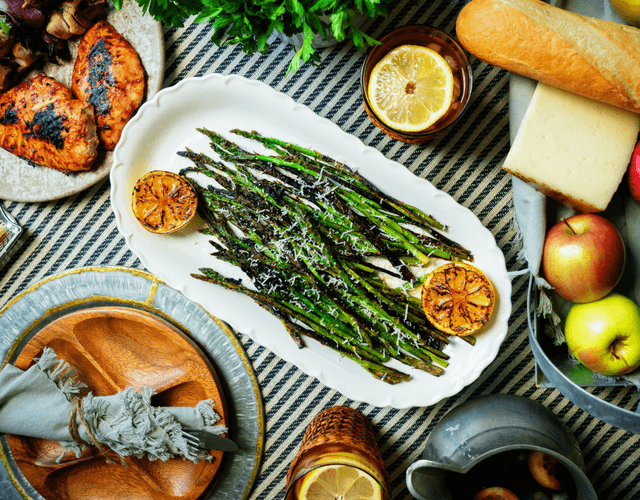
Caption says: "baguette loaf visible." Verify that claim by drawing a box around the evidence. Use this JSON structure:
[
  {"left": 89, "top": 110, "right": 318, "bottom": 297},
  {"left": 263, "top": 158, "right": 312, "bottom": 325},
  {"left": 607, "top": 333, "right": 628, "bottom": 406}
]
[{"left": 456, "top": 0, "right": 640, "bottom": 114}]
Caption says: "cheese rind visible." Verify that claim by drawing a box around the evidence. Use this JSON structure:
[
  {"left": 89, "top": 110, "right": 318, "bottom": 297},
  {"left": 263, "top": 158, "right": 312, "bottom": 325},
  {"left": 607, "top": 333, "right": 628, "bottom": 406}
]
[{"left": 503, "top": 82, "right": 640, "bottom": 213}]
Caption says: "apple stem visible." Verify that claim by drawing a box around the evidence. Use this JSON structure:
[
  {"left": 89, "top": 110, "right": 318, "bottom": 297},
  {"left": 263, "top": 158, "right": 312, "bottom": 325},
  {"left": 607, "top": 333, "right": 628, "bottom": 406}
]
[
  {"left": 562, "top": 218, "right": 576, "bottom": 235},
  {"left": 610, "top": 337, "right": 627, "bottom": 361}
]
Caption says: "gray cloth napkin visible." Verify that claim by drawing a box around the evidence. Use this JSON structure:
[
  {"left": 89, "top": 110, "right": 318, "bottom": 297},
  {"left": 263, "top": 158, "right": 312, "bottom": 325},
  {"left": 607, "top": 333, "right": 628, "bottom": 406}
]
[
  {"left": 510, "top": 0, "right": 640, "bottom": 382},
  {"left": 0, "top": 347, "right": 227, "bottom": 463}
]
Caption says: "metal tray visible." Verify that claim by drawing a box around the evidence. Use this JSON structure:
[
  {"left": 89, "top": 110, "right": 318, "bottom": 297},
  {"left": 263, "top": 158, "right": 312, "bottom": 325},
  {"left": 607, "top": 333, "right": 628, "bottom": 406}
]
[
  {"left": 528, "top": 275, "right": 640, "bottom": 434},
  {"left": 513, "top": 0, "right": 640, "bottom": 433}
]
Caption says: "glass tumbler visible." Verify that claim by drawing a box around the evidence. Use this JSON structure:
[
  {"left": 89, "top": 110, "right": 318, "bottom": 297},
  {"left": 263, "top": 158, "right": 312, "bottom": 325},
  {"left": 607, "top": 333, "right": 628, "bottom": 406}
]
[
  {"left": 285, "top": 406, "right": 390, "bottom": 500},
  {"left": 361, "top": 25, "right": 473, "bottom": 143}
]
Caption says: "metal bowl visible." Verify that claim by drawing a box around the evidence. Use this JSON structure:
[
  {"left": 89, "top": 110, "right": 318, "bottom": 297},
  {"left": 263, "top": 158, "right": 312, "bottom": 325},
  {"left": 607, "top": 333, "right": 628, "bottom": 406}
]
[
  {"left": 528, "top": 275, "right": 640, "bottom": 434},
  {"left": 406, "top": 393, "right": 597, "bottom": 500}
]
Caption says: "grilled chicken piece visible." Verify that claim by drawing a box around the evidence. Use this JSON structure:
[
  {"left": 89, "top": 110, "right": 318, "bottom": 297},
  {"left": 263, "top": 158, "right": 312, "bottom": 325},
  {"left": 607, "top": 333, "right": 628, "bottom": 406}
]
[
  {"left": 0, "top": 74, "right": 98, "bottom": 173},
  {"left": 72, "top": 20, "right": 145, "bottom": 150}
]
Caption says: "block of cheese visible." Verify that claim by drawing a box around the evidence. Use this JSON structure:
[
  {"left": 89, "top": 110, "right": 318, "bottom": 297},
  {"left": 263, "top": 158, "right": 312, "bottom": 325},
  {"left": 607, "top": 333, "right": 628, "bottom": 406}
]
[{"left": 503, "top": 82, "right": 640, "bottom": 213}]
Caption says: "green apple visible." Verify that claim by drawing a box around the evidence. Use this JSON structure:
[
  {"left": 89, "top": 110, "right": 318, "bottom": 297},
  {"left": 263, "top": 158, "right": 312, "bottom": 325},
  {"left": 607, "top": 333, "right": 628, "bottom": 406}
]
[
  {"left": 565, "top": 293, "right": 640, "bottom": 376},
  {"left": 610, "top": 0, "right": 640, "bottom": 26}
]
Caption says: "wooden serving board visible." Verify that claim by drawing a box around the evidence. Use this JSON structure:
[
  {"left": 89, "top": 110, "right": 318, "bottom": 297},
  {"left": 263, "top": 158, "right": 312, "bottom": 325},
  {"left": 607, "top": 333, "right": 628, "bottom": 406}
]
[{"left": 6, "top": 306, "right": 228, "bottom": 500}]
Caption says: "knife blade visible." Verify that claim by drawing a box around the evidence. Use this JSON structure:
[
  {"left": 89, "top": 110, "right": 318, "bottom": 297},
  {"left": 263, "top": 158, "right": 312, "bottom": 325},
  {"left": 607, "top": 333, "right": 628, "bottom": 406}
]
[{"left": 185, "top": 429, "right": 238, "bottom": 452}]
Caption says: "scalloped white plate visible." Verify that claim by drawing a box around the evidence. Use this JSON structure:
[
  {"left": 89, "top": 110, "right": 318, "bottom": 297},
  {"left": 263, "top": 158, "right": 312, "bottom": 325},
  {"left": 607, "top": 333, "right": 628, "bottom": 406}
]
[
  {"left": 110, "top": 73, "right": 512, "bottom": 408},
  {"left": 0, "top": 2, "right": 164, "bottom": 203}
]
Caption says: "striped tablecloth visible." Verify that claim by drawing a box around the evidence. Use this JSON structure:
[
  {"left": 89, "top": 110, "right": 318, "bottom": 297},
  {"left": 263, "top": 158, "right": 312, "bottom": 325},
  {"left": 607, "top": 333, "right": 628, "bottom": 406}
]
[{"left": 1, "top": 1, "right": 639, "bottom": 499}]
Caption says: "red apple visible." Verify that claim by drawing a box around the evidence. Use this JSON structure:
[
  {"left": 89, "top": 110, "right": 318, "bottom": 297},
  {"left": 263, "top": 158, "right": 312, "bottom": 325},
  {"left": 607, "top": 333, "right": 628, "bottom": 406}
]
[
  {"left": 628, "top": 140, "right": 640, "bottom": 203},
  {"left": 542, "top": 214, "right": 625, "bottom": 303}
]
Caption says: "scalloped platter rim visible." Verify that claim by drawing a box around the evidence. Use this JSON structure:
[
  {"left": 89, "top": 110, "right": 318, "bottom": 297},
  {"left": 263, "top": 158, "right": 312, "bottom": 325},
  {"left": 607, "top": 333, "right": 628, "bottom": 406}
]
[{"left": 110, "top": 73, "right": 512, "bottom": 409}]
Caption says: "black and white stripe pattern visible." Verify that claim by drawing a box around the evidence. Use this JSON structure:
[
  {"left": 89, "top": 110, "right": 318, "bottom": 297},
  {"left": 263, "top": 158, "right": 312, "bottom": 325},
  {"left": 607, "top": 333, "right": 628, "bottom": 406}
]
[{"left": 1, "top": 1, "right": 639, "bottom": 499}]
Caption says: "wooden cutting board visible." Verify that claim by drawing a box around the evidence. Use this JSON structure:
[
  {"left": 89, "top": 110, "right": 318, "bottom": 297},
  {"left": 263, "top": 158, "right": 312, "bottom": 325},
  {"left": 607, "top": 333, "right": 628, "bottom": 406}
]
[{"left": 7, "top": 305, "right": 229, "bottom": 500}]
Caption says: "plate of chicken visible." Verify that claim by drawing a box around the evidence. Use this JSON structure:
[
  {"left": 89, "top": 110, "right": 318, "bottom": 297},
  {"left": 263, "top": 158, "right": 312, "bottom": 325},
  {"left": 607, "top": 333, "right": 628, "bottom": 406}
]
[{"left": 0, "top": 0, "right": 163, "bottom": 202}]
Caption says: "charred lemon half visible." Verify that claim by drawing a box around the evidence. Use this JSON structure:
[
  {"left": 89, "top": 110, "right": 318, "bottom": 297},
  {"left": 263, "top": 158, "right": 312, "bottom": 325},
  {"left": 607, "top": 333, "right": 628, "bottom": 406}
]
[
  {"left": 132, "top": 170, "right": 197, "bottom": 234},
  {"left": 421, "top": 262, "right": 495, "bottom": 336}
]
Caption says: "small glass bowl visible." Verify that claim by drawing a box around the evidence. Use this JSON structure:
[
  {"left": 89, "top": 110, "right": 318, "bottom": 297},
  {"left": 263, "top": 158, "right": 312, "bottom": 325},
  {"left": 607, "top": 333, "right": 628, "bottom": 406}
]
[{"left": 361, "top": 25, "right": 473, "bottom": 143}]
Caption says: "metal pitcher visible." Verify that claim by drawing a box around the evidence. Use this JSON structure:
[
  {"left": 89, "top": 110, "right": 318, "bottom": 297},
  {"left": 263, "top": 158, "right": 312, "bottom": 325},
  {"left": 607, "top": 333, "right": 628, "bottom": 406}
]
[{"left": 406, "top": 394, "right": 598, "bottom": 500}]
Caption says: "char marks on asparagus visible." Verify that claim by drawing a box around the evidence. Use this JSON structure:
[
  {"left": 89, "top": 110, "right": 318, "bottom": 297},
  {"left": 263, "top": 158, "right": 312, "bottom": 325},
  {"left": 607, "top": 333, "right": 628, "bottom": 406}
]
[{"left": 181, "top": 129, "right": 474, "bottom": 384}]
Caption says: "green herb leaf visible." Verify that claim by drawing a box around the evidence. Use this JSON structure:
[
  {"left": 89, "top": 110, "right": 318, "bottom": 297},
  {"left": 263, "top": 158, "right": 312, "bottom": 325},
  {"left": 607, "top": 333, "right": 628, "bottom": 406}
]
[
  {"left": 285, "top": 0, "right": 305, "bottom": 27},
  {"left": 305, "top": 11, "right": 327, "bottom": 40},
  {"left": 309, "top": 0, "right": 335, "bottom": 11},
  {"left": 0, "top": 15, "right": 10, "bottom": 37},
  {"left": 288, "top": 21, "right": 318, "bottom": 74},
  {"left": 330, "top": 10, "right": 347, "bottom": 41},
  {"left": 115, "top": 0, "right": 401, "bottom": 73}
]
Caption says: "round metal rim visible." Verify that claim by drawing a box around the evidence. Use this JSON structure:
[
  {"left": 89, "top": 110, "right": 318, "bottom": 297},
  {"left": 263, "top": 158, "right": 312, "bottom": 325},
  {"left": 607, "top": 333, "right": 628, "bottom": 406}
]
[
  {"left": 527, "top": 274, "right": 640, "bottom": 434},
  {"left": 0, "top": 266, "right": 264, "bottom": 500}
]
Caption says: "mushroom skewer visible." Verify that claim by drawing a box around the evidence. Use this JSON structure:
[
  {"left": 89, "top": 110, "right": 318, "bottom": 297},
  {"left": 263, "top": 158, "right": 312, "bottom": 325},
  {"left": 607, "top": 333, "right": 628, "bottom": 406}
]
[{"left": 0, "top": 0, "right": 108, "bottom": 92}]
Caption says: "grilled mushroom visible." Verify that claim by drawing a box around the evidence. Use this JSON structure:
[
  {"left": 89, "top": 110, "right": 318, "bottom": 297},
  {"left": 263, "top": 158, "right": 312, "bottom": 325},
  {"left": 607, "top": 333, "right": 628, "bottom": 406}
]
[
  {"left": 11, "top": 41, "right": 36, "bottom": 67},
  {"left": 0, "top": 63, "right": 13, "bottom": 90},
  {"left": 70, "top": 0, "right": 106, "bottom": 28},
  {"left": 45, "top": 0, "right": 107, "bottom": 40}
]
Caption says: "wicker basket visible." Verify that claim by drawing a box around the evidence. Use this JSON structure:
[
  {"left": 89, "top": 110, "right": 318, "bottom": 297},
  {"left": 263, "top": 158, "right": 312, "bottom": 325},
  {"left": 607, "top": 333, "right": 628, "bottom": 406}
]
[{"left": 286, "top": 406, "right": 389, "bottom": 498}]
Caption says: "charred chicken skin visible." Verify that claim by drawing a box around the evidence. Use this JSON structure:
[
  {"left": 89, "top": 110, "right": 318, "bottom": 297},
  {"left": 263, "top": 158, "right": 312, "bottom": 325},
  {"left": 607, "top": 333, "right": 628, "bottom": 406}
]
[
  {"left": 72, "top": 20, "right": 145, "bottom": 150},
  {"left": 0, "top": 73, "right": 98, "bottom": 173}
]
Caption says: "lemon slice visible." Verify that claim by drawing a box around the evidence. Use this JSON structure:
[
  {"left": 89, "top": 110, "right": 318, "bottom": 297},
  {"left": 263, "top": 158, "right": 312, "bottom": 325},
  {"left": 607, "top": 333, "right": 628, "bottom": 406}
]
[
  {"left": 298, "top": 465, "right": 383, "bottom": 500},
  {"left": 132, "top": 170, "right": 198, "bottom": 234},
  {"left": 421, "top": 262, "right": 495, "bottom": 337},
  {"left": 367, "top": 45, "right": 454, "bottom": 132},
  {"left": 310, "top": 453, "right": 382, "bottom": 483}
]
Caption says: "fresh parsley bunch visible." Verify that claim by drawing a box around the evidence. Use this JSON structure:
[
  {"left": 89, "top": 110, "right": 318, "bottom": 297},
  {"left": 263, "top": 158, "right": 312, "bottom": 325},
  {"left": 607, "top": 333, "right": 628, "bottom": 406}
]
[{"left": 113, "top": 0, "right": 395, "bottom": 73}]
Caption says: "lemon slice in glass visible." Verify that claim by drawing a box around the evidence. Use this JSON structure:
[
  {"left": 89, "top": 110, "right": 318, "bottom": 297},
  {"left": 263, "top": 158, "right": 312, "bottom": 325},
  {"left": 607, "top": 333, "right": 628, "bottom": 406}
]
[
  {"left": 367, "top": 45, "right": 454, "bottom": 132},
  {"left": 298, "top": 465, "right": 383, "bottom": 500}
]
